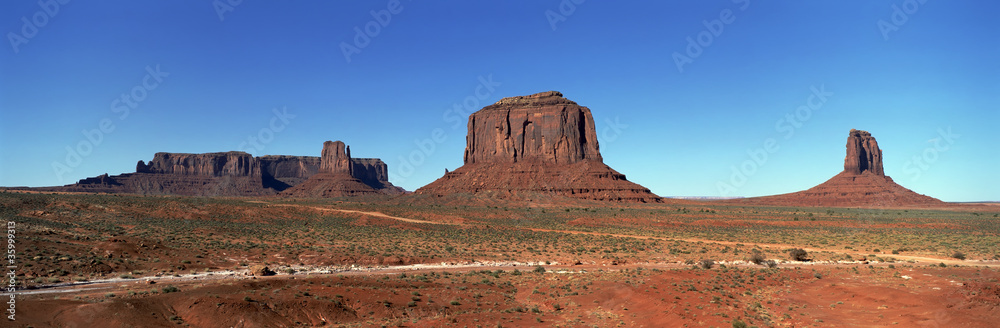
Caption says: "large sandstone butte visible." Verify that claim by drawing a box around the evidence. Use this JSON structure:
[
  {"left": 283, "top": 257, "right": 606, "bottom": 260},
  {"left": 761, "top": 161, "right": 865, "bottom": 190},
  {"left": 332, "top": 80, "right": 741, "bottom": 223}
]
[
  {"left": 55, "top": 141, "right": 402, "bottom": 197},
  {"left": 417, "top": 91, "right": 661, "bottom": 203},
  {"left": 282, "top": 141, "right": 404, "bottom": 197},
  {"left": 728, "top": 129, "right": 942, "bottom": 207}
]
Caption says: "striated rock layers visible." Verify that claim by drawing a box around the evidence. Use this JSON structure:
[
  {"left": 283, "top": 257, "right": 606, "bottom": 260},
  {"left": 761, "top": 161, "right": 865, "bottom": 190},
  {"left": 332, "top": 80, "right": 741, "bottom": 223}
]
[
  {"left": 417, "top": 91, "right": 660, "bottom": 203},
  {"left": 281, "top": 141, "right": 404, "bottom": 197},
  {"left": 729, "top": 129, "right": 941, "bottom": 207},
  {"left": 60, "top": 142, "right": 402, "bottom": 197}
]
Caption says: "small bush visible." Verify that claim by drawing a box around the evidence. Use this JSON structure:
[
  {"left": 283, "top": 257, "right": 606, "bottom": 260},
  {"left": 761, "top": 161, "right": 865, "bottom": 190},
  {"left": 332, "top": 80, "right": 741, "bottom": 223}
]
[
  {"left": 732, "top": 319, "right": 748, "bottom": 328},
  {"left": 699, "top": 259, "right": 715, "bottom": 269},
  {"left": 749, "top": 252, "right": 765, "bottom": 265},
  {"left": 952, "top": 252, "right": 966, "bottom": 260},
  {"left": 533, "top": 266, "right": 546, "bottom": 273},
  {"left": 450, "top": 300, "right": 461, "bottom": 306},
  {"left": 764, "top": 260, "right": 778, "bottom": 268},
  {"left": 161, "top": 286, "right": 180, "bottom": 293},
  {"left": 789, "top": 248, "right": 809, "bottom": 261}
]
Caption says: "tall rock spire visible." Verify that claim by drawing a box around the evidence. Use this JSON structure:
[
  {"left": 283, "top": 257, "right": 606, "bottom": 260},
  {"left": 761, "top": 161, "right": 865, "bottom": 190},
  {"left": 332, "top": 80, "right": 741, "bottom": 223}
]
[
  {"left": 844, "top": 129, "right": 884, "bottom": 176},
  {"left": 320, "top": 140, "right": 352, "bottom": 175}
]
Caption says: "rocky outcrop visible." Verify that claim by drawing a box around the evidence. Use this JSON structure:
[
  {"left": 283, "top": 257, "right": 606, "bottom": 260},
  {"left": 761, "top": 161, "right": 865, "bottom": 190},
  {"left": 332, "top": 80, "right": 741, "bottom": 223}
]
[
  {"left": 724, "top": 129, "right": 941, "bottom": 207},
  {"left": 136, "top": 152, "right": 259, "bottom": 177},
  {"left": 418, "top": 91, "right": 660, "bottom": 203},
  {"left": 845, "top": 129, "right": 884, "bottom": 176},
  {"left": 351, "top": 158, "right": 390, "bottom": 189},
  {"left": 320, "top": 141, "right": 352, "bottom": 174},
  {"left": 59, "top": 141, "right": 403, "bottom": 197},
  {"left": 464, "top": 91, "right": 602, "bottom": 164},
  {"left": 281, "top": 141, "right": 404, "bottom": 197},
  {"left": 258, "top": 155, "right": 322, "bottom": 191}
]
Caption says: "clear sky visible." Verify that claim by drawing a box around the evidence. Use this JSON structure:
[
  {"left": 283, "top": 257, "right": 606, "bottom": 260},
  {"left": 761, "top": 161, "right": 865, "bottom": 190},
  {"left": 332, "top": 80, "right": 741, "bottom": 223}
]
[{"left": 1, "top": 1, "right": 997, "bottom": 202}]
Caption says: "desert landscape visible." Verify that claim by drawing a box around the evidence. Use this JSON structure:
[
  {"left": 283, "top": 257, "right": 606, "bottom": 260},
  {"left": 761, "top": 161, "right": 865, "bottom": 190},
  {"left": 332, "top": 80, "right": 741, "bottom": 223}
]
[
  {"left": 3, "top": 2, "right": 997, "bottom": 328},
  {"left": 4, "top": 90, "right": 999, "bottom": 327}
]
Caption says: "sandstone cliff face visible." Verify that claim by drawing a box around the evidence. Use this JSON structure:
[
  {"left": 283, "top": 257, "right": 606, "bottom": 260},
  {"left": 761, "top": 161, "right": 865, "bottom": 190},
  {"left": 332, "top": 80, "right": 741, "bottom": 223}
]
[
  {"left": 320, "top": 141, "right": 352, "bottom": 174},
  {"left": 419, "top": 91, "right": 659, "bottom": 203},
  {"left": 351, "top": 158, "right": 390, "bottom": 189},
  {"left": 464, "top": 91, "right": 602, "bottom": 165},
  {"left": 258, "top": 156, "right": 322, "bottom": 190},
  {"left": 66, "top": 141, "right": 403, "bottom": 197},
  {"left": 844, "top": 129, "right": 884, "bottom": 176},
  {"left": 136, "top": 152, "right": 259, "bottom": 177}
]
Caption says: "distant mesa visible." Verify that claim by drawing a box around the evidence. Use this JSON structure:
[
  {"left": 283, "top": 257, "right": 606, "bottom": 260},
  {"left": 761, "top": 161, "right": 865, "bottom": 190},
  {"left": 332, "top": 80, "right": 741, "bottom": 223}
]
[
  {"left": 281, "top": 141, "right": 405, "bottom": 197},
  {"left": 53, "top": 141, "right": 403, "bottom": 197},
  {"left": 728, "top": 129, "right": 942, "bottom": 207},
  {"left": 417, "top": 91, "right": 661, "bottom": 203}
]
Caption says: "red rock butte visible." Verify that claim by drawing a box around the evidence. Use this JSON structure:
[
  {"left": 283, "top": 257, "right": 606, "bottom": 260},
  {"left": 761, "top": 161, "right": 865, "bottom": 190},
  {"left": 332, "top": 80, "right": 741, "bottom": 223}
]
[
  {"left": 55, "top": 141, "right": 403, "bottom": 197},
  {"left": 282, "top": 141, "right": 404, "bottom": 197},
  {"left": 727, "top": 129, "right": 942, "bottom": 207},
  {"left": 417, "top": 91, "right": 661, "bottom": 203}
]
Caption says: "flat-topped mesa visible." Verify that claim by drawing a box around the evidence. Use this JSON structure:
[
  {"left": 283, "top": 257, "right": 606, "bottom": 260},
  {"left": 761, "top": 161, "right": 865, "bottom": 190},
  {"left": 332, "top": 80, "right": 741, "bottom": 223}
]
[
  {"left": 351, "top": 158, "right": 391, "bottom": 188},
  {"left": 62, "top": 140, "right": 404, "bottom": 197},
  {"left": 135, "top": 151, "right": 259, "bottom": 177},
  {"left": 418, "top": 91, "right": 661, "bottom": 203},
  {"left": 844, "top": 129, "right": 884, "bottom": 176},
  {"left": 463, "top": 91, "right": 602, "bottom": 165},
  {"left": 320, "top": 140, "right": 352, "bottom": 175}
]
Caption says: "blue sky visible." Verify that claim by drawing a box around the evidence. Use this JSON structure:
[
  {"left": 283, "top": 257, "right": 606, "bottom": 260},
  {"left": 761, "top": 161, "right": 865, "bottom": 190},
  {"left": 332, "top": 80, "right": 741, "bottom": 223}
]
[{"left": 1, "top": 1, "right": 997, "bottom": 201}]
